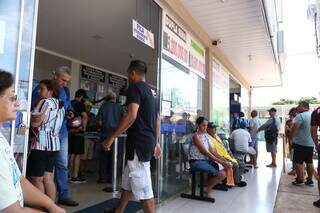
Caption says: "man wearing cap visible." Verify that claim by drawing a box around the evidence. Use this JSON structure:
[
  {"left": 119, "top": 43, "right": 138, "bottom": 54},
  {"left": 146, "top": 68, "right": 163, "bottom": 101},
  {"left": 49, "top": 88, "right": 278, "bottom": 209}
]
[
  {"left": 258, "top": 107, "right": 281, "bottom": 167},
  {"left": 207, "top": 123, "right": 247, "bottom": 187}
]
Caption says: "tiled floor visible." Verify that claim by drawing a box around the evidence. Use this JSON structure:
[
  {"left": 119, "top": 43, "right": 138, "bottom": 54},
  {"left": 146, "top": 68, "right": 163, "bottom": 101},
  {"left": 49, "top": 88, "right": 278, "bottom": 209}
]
[
  {"left": 62, "top": 141, "right": 283, "bottom": 213},
  {"left": 156, "top": 141, "right": 283, "bottom": 213}
]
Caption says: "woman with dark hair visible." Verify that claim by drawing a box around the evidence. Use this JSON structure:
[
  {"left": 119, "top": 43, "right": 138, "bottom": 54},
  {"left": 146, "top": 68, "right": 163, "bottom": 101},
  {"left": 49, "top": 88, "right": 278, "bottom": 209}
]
[
  {"left": 286, "top": 107, "right": 298, "bottom": 175},
  {"left": 0, "top": 71, "right": 65, "bottom": 212},
  {"left": 27, "top": 79, "right": 65, "bottom": 201},
  {"left": 189, "top": 116, "right": 232, "bottom": 194}
]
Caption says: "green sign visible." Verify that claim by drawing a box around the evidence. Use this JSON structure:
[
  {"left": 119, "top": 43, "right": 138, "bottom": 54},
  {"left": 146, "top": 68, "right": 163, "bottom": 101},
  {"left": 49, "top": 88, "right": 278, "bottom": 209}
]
[{"left": 190, "top": 39, "right": 204, "bottom": 57}]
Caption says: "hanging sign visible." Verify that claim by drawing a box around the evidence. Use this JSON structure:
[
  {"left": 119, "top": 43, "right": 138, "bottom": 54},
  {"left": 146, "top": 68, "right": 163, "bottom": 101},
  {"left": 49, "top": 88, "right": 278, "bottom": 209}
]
[
  {"left": 132, "top": 19, "right": 154, "bottom": 48},
  {"left": 80, "top": 65, "right": 106, "bottom": 83}
]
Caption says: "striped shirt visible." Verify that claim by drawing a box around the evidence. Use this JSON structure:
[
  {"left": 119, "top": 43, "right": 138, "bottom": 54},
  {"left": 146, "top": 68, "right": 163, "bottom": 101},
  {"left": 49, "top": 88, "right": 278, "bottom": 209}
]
[{"left": 31, "top": 98, "right": 65, "bottom": 151}]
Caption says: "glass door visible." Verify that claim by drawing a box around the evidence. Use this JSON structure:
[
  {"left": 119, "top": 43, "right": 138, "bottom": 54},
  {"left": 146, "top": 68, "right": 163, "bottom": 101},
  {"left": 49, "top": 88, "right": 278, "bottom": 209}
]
[
  {"left": 0, "top": 0, "right": 39, "bottom": 174},
  {"left": 158, "top": 58, "right": 203, "bottom": 201}
]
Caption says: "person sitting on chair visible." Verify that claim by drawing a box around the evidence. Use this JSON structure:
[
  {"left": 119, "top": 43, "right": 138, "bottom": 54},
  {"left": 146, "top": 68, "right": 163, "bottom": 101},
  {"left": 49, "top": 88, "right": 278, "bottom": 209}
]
[
  {"left": 189, "top": 117, "right": 232, "bottom": 195},
  {"left": 206, "top": 123, "right": 247, "bottom": 187}
]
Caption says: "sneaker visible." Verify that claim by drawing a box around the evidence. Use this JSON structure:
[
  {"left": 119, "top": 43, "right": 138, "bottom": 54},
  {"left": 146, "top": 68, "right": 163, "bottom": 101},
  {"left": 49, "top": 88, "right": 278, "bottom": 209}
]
[
  {"left": 58, "top": 198, "right": 79, "bottom": 206},
  {"left": 292, "top": 179, "right": 304, "bottom": 186},
  {"left": 313, "top": 199, "right": 320, "bottom": 208},
  {"left": 305, "top": 179, "right": 314, "bottom": 186},
  {"left": 236, "top": 181, "right": 247, "bottom": 187},
  {"left": 70, "top": 177, "right": 86, "bottom": 184}
]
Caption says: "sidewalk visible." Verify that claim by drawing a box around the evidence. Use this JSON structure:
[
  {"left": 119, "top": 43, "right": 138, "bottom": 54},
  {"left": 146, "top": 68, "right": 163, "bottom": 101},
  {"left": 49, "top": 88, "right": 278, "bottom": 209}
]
[{"left": 274, "top": 165, "right": 319, "bottom": 213}]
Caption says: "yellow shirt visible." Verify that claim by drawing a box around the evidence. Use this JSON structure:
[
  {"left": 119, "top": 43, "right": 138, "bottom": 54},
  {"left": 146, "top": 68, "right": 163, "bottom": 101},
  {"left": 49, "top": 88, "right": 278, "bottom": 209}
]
[{"left": 207, "top": 134, "right": 237, "bottom": 164}]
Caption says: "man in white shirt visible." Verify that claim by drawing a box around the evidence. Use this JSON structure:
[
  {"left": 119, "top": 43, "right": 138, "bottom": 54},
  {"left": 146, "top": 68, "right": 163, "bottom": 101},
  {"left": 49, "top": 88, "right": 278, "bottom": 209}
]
[
  {"left": 230, "top": 123, "right": 256, "bottom": 156},
  {"left": 249, "top": 110, "right": 261, "bottom": 167},
  {"left": 0, "top": 70, "right": 65, "bottom": 213}
]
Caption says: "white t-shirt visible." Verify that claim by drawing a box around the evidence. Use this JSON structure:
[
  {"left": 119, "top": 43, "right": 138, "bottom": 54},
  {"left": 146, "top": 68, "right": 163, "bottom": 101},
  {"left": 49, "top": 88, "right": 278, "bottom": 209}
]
[
  {"left": 249, "top": 117, "right": 261, "bottom": 140},
  {"left": 0, "top": 131, "right": 24, "bottom": 210},
  {"left": 230, "top": 129, "right": 253, "bottom": 154}
]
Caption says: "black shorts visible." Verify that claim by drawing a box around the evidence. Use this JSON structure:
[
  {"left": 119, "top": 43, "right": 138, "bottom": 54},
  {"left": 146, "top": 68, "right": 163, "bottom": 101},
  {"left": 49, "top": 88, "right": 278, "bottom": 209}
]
[
  {"left": 27, "top": 150, "right": 57, "bottom": 177},
  {"left": 68, "top": 133, "right": 85, "bottom": 155},
  {"left": 293, "top": 144, "right": 314, "bottom": 164}
]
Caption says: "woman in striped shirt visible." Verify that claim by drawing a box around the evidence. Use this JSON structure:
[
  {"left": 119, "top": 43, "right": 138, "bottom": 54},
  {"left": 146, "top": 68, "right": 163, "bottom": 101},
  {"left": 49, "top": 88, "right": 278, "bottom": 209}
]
[{"left": 27, "top": 80, "right": 65, "bottom": 201}]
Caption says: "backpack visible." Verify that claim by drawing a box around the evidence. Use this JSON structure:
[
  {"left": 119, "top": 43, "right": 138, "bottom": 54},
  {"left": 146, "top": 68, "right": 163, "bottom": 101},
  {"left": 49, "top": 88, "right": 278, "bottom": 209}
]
[{"left": 264, "top": 117, "right": 278, "bottom": 143}]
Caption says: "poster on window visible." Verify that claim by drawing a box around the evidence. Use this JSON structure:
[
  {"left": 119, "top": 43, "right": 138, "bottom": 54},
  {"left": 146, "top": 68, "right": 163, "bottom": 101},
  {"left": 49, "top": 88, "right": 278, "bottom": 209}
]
[
  {"left": 80, "top": 65, "right": 106, "bottom": 83},
  {"left": 108, "top": 74, "right": 127, "bottom": 93},
  {"left": 212, "top": 58, "right": 230, "bottom": 132}
]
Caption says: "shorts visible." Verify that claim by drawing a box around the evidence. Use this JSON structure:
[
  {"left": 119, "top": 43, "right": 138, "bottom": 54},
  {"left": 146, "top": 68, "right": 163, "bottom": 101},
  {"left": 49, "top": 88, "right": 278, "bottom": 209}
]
[
  {"left": 69, "top": 133, "right": 85, "bottom": 155},
  {"left": 293, "top": 144, "right": 313, "bottom": 164},
  {"left": 81, "top": 137, "right": 95, "bottom": 160},
  {"left": 250, "top": 138, "right": 259, "bottom": 151},
  {"left": 27, "top": 150, "right": 57, "bottom": 177},
  {"left": 189, "top": 160, "right": 220, "bottom": 176},
  {"left": 266, "top": 141, "right": 277, "bottom": 154},
  {"left": 122, "top": 153, "right": 153, "bottom": 201}
]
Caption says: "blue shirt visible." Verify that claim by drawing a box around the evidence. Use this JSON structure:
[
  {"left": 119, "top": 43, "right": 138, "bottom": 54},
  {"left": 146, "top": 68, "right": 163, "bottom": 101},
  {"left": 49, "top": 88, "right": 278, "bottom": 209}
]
[
  {"left": 32, "top": 85, "right": 71, "bottom": 137},
  {"left": 97, "top": 101, "right": 124, "bottom": 138},
  {"left": 293, "top": 111, "right": 314, "bottom": 147}
]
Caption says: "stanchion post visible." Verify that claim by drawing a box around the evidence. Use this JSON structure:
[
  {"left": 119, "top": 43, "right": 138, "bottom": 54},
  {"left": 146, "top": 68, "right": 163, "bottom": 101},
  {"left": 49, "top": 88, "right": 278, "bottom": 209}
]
[
  {"left": 112, "top": 137, "right": 118, "bottom": 192},
  {"left": 282, "top": 134, "right": 286, "bottom": 173}
]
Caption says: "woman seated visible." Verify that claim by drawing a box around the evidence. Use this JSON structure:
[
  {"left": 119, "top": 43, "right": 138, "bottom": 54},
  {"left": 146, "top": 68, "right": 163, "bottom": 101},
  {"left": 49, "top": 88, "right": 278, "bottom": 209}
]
[{"left": 189, "top": 117, "right": 232, "bottom": 194}]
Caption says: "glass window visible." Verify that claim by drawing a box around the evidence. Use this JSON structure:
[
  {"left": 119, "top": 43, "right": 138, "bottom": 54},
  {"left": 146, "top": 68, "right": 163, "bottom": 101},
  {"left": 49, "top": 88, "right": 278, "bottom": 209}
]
[{"left": 158, "top": 58, "right": 203, "bottom": 201}]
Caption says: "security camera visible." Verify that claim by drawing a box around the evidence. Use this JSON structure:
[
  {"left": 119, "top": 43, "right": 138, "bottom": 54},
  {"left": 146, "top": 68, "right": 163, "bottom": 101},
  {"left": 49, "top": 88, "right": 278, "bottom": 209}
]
[{"left": 212, "top": 39, "right": 222, "bottom": 46}]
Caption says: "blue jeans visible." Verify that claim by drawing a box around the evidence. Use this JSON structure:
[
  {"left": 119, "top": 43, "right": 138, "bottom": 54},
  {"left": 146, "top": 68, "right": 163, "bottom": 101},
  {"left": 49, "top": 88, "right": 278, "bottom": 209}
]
[{"left": 55, "top": 133, "right": 69, "bottom": 199}]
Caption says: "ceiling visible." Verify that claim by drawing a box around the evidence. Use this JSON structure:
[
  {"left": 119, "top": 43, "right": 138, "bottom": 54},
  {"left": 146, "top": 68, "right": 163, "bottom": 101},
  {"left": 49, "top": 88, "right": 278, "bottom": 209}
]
[
  {"left": 180, "top": 0, "right": 282, "bottom": 87},
  {"left": 36, "top": 0, "right": 161, "bottom": 87}
]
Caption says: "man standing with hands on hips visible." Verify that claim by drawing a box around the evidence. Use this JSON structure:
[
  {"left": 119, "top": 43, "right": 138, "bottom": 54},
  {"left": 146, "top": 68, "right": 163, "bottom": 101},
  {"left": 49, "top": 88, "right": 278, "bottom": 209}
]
[{"left": 102, "top": 60, "right": 161, "bottom": 213}]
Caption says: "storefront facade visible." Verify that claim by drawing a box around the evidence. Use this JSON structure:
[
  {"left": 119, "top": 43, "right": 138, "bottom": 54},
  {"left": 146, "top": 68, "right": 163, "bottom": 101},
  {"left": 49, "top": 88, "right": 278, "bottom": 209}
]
[{"left": 0, "top": 0, "right": 253, "bottom": 205}]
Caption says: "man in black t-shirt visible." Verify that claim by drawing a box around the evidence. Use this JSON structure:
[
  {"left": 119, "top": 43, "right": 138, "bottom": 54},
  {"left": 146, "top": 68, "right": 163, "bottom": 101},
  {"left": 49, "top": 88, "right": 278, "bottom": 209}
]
[{"left": 102, "top": 60, "right": 161, "bottom": 213}]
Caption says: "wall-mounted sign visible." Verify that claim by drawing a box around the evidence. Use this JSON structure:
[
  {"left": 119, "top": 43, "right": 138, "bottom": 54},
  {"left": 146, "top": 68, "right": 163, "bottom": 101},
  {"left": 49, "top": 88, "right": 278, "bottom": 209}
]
[
  {"left": 80, "top": 65, "right": 106, "bottom": 83},
  {"left": 162, "top": 13, "right": 206, "bottom": 79},
  {"left": 132, "top": 19, "right": 154, "bottom": 49},
  {"left": 108, "top": 74, "right": 127, "bottom": 91},
  {"left": 189, "top": 38, "right": 205, "bottom": 79},
  {"left": 165, "top": 15, "right": 187, "bottom": 42}
]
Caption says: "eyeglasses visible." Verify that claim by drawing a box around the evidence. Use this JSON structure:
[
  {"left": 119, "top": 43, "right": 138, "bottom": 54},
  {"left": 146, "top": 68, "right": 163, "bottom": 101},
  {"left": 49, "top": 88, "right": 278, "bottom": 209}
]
[{"left": 0, "top": 94, "right": 18, "bottom": 102}]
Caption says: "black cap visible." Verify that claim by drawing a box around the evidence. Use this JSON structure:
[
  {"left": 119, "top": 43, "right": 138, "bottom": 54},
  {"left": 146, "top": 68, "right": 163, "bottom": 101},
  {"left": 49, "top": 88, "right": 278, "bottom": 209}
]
[
  {"left": 208, "top": 122, "right": 218, "bottom": 129},
  {"left": 268, "top": 107, "right": 277, "bottom": 112},
  {"left": 75, "top": 89, "right": 89, "bottom": 99}
]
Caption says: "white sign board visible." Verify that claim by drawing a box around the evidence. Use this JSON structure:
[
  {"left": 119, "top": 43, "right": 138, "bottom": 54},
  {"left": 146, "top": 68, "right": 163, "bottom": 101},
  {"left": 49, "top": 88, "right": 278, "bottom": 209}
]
[{"left": 132, "top": 19, "right": 154, "bottom": 49}]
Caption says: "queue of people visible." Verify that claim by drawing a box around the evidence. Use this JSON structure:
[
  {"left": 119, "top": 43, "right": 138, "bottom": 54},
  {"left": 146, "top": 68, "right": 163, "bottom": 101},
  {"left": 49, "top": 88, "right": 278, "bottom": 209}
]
[{"left": 2, "top": 59, "right": 320, "bottom": 212}]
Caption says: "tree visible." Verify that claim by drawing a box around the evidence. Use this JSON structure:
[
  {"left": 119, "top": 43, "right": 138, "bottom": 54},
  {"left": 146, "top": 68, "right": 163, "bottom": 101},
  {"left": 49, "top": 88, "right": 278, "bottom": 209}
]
[
  {"left": 272, "top": 98, "right": 297, "bottom": 105},
  {"left": 299, "top": 96, "right": 320, "bottom": 104},
  {"left": 271, "top": 96, "right": 320, "bottom": 105}
]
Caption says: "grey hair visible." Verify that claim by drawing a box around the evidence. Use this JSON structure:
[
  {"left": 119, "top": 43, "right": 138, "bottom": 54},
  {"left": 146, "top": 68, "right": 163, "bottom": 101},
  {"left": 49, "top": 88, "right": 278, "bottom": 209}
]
[
  {"left": 54, "top": 66, "right": 71, "bottom": 76},
  {"left": 106, "top": 91, "right": 117, "bottom": 101}
]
